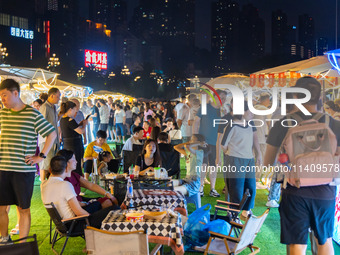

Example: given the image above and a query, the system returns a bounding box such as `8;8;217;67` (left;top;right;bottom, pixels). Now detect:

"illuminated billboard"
85;49;107;70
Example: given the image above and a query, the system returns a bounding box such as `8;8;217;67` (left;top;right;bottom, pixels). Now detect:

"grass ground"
7;143;340;254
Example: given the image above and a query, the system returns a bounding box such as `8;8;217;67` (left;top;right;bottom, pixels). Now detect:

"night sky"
87;0;338;52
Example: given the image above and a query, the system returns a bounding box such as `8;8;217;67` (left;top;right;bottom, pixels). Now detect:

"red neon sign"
85;49;107;70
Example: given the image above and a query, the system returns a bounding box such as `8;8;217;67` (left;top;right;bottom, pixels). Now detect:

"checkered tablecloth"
123;189;187;212
101;210;184;255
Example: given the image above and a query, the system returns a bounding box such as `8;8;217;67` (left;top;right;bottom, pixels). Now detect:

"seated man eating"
41;155;118;229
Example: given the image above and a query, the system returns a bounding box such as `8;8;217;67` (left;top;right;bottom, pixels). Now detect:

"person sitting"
134;139;162;176
142;121;152;139
41;155;118;230
57;149;118;214
83;130;114;180
150;126;161;141
122;126;144;152
97;151;113;178
130;114;142;135
158;132;173;152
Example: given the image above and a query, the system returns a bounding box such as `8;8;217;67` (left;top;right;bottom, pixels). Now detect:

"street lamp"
108;72;116;78
121;65;130;75
77;67;85;79
47;53;60;70
0;43;8;64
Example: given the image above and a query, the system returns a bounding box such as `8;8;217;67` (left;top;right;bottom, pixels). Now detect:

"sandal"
10;225;19;235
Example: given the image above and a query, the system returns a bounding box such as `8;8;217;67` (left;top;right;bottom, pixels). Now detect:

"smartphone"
86;114;91;120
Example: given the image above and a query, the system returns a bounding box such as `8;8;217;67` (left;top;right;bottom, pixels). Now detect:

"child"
97;151;113;178
173;134;207;196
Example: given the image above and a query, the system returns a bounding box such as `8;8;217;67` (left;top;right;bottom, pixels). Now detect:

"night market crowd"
0;77;339;255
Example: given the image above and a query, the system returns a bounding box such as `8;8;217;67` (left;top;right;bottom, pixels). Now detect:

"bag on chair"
183;203;211;250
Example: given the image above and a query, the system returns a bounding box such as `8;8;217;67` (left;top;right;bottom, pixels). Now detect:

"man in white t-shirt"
174;96;185;119
122;126;143;151
114;104;126;143
177;94;197;143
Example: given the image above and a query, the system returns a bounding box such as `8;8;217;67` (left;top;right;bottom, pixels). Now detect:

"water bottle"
126;177;134;209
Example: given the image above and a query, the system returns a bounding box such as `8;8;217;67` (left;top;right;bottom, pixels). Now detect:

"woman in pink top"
144;102;155;121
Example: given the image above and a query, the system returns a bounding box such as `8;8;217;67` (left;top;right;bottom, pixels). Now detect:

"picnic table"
101;209;185;255
121;189;187;216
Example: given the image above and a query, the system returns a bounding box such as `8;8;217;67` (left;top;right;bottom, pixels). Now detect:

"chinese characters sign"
85;49;107;70
10;27;34;39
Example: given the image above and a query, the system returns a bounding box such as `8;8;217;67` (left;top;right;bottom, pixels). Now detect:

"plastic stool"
185;192;201;209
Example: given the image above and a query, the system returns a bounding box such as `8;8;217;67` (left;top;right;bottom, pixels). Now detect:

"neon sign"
85;49;107;70
10;27;34;39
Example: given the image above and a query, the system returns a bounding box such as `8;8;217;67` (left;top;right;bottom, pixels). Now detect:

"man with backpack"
264;77;340;255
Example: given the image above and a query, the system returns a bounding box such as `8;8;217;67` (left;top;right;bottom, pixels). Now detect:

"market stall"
90;90;135;103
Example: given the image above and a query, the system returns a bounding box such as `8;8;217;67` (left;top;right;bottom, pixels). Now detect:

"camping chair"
212;189;251;236
195;208;270;255
0;234;39;255
85;226;162;255
160;149;181;178
44;203;89;255
122;144;143;173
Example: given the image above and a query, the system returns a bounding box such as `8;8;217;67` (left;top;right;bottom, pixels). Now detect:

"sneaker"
200;191;204;197
79;192;85;196
266;200;279;208
0;235;12;245
204;178;210;185
209;189;220;197
10;225;19;235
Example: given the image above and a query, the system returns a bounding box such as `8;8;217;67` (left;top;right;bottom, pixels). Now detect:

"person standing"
39;87;61;181
99;99;110;132
114;104;126;143
264;77;340;255
0;79;56;243
70;98;87;145
177;94;196;143
60;101;87;176
87;99;100;141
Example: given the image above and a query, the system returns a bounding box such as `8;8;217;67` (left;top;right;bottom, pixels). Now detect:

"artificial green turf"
7;155;340;254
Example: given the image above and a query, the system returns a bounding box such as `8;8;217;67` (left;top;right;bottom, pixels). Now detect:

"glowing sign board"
10;27;34;39
85;49;107;70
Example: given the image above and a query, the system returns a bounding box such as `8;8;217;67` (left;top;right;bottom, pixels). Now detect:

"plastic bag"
183;204;211;251
203;219;232;236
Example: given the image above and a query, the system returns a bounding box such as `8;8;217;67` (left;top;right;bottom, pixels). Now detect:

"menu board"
334;185;340;245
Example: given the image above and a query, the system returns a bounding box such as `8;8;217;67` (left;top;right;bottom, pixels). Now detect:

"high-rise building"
239;4;265;64
211;0;240;73
271;10;288;56
298;14;315;59
316;37;328;56
130;0;195;48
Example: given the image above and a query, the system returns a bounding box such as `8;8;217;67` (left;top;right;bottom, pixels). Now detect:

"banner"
278;72;286;87
249;74;256;87
258;74;265;88
268;74;275;88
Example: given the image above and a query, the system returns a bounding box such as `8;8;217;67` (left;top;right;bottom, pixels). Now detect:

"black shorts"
0;171;35;209
279;192;335;245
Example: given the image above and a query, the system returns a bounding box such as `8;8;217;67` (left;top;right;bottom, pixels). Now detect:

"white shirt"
253;104;271;144
114;109;126;123
177;104;192;137
175;103;184;115
99;104;110;124
169;129;182;140
122;136;142;151
132;106;140;114
41;177;77;219
224;125;254;159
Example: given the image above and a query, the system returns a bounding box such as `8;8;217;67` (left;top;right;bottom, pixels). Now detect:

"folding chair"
160;149;181;178
44;202;89;255
212;189;251;236
122;146;143;173
195;208;270;255
0;234;39;255
85;226;162;255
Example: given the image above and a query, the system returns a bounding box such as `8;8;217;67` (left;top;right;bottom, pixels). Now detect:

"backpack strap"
289;112;304;124
312;112;324;122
